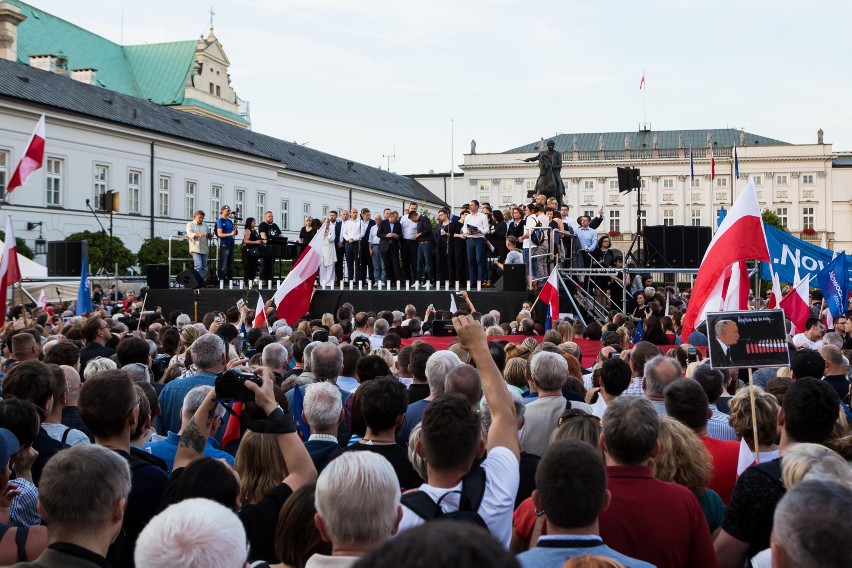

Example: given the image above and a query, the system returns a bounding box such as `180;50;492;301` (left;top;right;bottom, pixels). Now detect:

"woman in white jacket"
319;220;337;287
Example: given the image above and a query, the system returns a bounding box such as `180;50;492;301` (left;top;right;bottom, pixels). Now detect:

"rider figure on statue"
524;139;565;207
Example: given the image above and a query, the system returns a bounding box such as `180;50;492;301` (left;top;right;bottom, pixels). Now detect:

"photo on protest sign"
706;310;790;369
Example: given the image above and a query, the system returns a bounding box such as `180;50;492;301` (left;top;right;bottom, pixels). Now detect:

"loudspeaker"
431;319;457;337
47;241;88;277
175;269;205;289
643;226;667;268
665;226;685;267
146;264;169;289
617;167;641;193
691;226;713;267
496;264;526;291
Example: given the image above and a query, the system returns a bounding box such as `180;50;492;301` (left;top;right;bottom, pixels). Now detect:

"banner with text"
760;225;852;288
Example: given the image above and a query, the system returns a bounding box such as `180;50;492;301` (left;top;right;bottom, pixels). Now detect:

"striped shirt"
622;377;645;397
707;405;738;441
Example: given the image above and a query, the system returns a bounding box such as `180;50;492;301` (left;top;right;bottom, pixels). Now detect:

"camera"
214;369;262;402
488;257;499;263
687;347;698;363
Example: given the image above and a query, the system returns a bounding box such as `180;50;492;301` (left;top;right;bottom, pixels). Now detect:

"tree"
65;231;135;274
762;209;787;232
0;231;35;260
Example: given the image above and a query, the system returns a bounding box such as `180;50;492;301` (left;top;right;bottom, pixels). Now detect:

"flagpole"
450;119;455;212
642;69;647;126
136;292;148;332
747;368;761;464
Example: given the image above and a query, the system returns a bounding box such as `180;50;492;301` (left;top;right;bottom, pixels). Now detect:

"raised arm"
453;315;519;460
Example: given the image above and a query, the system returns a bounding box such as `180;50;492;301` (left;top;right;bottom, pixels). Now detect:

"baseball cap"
0;428;20;468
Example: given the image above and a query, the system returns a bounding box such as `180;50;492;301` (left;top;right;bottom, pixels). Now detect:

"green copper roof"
180;97;251;124
7;1;247;125
507;129;790;153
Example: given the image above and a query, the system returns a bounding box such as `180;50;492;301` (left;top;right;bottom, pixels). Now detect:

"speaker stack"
643;225;712;268
47;241;88;277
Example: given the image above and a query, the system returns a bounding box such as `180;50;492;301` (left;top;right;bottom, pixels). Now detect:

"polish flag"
681;180;769;342
253;293;267;329
538;268;560;324
720;260;750;312
780;271;811;334
36;290;46;309
7;115;46;193
639;73;645;90
710;145;716;182
766;270;783;309
273;220;327;324
0;216;22;326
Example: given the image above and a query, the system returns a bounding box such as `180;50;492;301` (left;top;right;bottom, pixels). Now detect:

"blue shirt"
157;371;217;435
576;226;597;251
518;538;654;568
217;217;235;244
143;431;234;472
396;399;430;446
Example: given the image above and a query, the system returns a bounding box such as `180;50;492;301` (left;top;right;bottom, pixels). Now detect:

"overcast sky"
31;0;852;174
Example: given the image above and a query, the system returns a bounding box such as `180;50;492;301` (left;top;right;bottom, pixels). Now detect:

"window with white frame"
663;209;674;226
502;180;513;191
46;157;63;206
584;180;594;189
691;210;702;226
776;175;788;185
235;188;245;219
158;175;170;216
94;164;109;202
281;198;290;230
0;150;8;200
128;170;141;214
303;202;311;218
663;179;674;189
609;210;620;233
479;181;489;192
211;184;222;216
802;174;814;184
322;205;330;218
256;192;266;221
716;177;728;187
583;210;595;220
525;180;535;191
609;180;618;189
691;178;701;188
753;175;762;185
638;210;646;230
185;180;197;217
802;207;814;230
640;179;646;188
775;207;788;228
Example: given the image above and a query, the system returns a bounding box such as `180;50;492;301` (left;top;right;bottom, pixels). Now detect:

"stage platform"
145;286;540;322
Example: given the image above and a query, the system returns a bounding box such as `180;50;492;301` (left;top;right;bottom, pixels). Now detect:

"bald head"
445;365;483;409
819;345;845;374
61;365;82;405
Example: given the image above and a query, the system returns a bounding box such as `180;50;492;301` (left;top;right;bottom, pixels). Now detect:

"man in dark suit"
710;318;740;368
377;210;403;283
330;210;344;283
358;208;376;284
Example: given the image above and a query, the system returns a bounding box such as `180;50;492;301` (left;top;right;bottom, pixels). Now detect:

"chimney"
0;2;26;62
72;68;97;85
29;54;58;72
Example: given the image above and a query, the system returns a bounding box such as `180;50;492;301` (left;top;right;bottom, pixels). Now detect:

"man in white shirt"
522;203;548;285
368;221;385;283
462;200;490;287
342;207;365;282
185;210;209;273
398;316;519;547
399;204;419;283
792;318;826;350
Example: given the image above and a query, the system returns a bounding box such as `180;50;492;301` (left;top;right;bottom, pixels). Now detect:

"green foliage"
762;209;787;232
66;231;135;274
0;231;34;260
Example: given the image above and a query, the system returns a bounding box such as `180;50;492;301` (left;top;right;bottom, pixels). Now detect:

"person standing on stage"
320;218;337;287
411;209;434;285
331;210;344;283
342;207;363;282
242;217;263;286
216;205;239;283
464;199;490;287
435;208;451;283
378;210;403;283
449;207;469;284
257;210;281;282
400;203;418;283
186;210;209;274
369;214;385;283
576;209;605;268
358;208;375;284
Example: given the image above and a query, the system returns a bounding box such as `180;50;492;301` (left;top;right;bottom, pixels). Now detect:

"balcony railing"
562;146;733;161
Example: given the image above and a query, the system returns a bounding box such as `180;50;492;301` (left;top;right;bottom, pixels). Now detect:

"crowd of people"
185;196;612;291
0;279;850;568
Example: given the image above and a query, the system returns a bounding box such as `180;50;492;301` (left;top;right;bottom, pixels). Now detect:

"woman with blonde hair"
728;386;780;473
652;417;724;534
320;313;334;328
234;430;288;506
505;342;533;361
557;320;575;343
371;348;396;375
510;410;603;554
781;442;851;487
503;357;529;392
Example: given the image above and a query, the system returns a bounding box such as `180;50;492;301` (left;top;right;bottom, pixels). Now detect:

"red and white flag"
0;216;22;326
253;293;267;329
766;270;783;309
639;72;645;90
779;268;810;334
7;115;46;193
538;267;560;322
720;260;750;312
273;220;327;324
710;145;716;182
681;180;769;342
36;290;46;309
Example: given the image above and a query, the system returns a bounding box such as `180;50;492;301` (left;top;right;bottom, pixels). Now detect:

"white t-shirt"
42;422;91;446
791;333;823;350
397;446;520;547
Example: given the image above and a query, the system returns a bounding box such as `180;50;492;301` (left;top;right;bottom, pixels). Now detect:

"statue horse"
534;154;558;200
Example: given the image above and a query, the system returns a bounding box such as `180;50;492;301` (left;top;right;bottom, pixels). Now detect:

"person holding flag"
0;215;22;326
536;267;560;330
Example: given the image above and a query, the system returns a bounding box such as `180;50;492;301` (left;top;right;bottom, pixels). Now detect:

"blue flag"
816;252;849;318
733;145;740;179
632;321;645;344
291;385;311;440
760;224;852;289
240;322;248;354
76;249;92;315
717;206;726;228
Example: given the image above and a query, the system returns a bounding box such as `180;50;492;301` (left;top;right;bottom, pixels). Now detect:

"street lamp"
27;221;46;256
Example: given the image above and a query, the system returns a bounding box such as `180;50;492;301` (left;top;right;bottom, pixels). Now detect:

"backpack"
530;217;544;246
401;466;488;528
